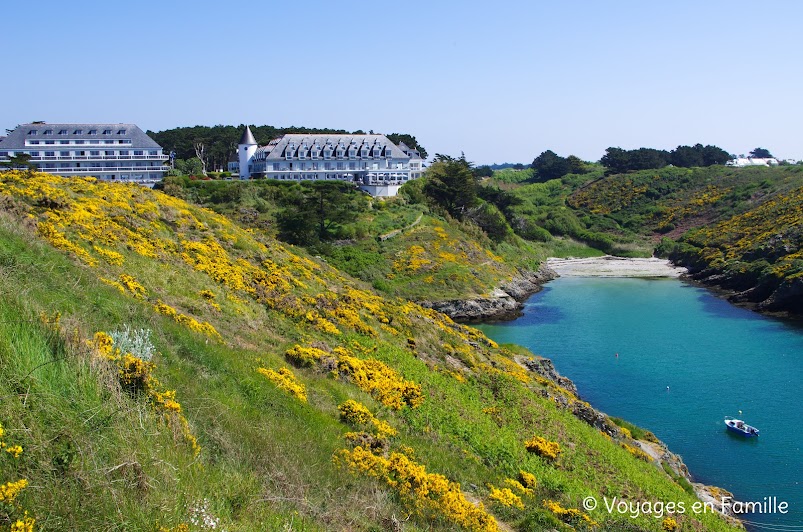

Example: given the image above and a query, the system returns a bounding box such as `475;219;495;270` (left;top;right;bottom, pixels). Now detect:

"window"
60;140;69;145
60;151;70;156
90;151;100;156
117;129;126;134
120;150;129;156
0;152;7;157
28;130;37;135
75;140;85;144
105;151;115;156
29;151;39;156
133;150;143;156
148;150;158;156
102;129;112;135
76;151;85;156
88;129;97;135
44;151;55;157
104;140;114;144
58;129;68;135
74;129;83;134
43;129;53;135
29;141;39;145
45;141;55;145
336;149;345;158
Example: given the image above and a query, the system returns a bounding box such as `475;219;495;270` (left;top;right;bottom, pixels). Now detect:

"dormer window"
323;149;332;159
348;147;357;159
285;144;294;159
43;129;53;135
58;129;68;135
117;129;126;135
28;130;37;135
73;129;83;134
360;146;369;158
102;129;112;135
88;129;97;135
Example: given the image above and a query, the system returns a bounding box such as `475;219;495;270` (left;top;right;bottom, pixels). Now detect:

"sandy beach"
546;256;687;278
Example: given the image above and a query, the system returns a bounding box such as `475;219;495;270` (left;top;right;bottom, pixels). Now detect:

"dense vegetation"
161;172;545;302
599;145;730;174
0;170;737;531
489;163;803;315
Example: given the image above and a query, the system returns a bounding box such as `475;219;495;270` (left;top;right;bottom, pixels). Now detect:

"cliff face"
419;265;558;322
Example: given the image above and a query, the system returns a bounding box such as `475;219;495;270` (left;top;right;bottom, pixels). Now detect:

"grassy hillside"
0;171;737;531
168;178;546;302
560;165;803;314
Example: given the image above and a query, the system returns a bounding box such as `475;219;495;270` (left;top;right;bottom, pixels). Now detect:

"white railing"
44;166;171;173
28;154;166;161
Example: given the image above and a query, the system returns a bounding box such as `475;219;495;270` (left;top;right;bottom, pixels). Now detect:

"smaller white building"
237;127;424;197
727;157;779;167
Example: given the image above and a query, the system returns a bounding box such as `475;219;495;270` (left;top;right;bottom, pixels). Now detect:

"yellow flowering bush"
335;446;498;531
518;470;537;490
0;421;34;530
662;516;679;530
620;442;652;462
256;367;307;403
334;350;424;410
338;400;396;438
89;330;200;457
524;436;561;461
544;499;598;527
488;485;524;510
93;245;125;266
154;301;222;341
284;345;328;367
503;478;532;496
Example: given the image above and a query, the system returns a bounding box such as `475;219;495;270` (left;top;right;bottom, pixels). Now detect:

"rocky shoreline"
418;264;558;322
683;265;803;320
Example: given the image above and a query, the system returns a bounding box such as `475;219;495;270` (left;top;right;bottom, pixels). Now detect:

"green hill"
0;170;737;531
165;177;546;304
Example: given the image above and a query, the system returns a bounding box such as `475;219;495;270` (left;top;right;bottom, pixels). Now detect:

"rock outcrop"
419;264;558;322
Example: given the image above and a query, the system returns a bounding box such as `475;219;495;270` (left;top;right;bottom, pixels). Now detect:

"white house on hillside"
727;156;779;167
236;127;424;197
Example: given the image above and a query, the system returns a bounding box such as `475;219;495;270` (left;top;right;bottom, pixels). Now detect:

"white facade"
238;130;424;197
0;123;169;183
726;157;779;167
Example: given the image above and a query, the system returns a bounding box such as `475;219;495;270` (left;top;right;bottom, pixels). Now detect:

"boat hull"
725;419;759;437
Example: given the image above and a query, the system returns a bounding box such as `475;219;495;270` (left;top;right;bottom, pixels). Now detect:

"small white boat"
725;418;759;437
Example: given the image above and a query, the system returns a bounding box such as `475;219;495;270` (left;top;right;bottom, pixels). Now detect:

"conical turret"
238;126;258;179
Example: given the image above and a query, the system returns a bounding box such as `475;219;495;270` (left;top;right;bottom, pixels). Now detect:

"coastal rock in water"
758;277;803;313
419;265;557;322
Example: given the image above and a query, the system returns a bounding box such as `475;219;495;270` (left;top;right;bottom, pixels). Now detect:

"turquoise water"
477;277;803;529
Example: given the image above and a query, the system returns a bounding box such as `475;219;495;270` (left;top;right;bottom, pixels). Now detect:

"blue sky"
2;1;801;163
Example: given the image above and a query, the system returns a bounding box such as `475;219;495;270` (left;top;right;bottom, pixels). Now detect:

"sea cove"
477;276;803;529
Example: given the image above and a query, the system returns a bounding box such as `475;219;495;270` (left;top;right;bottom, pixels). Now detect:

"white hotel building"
236;127;424;197
0;123;169;183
